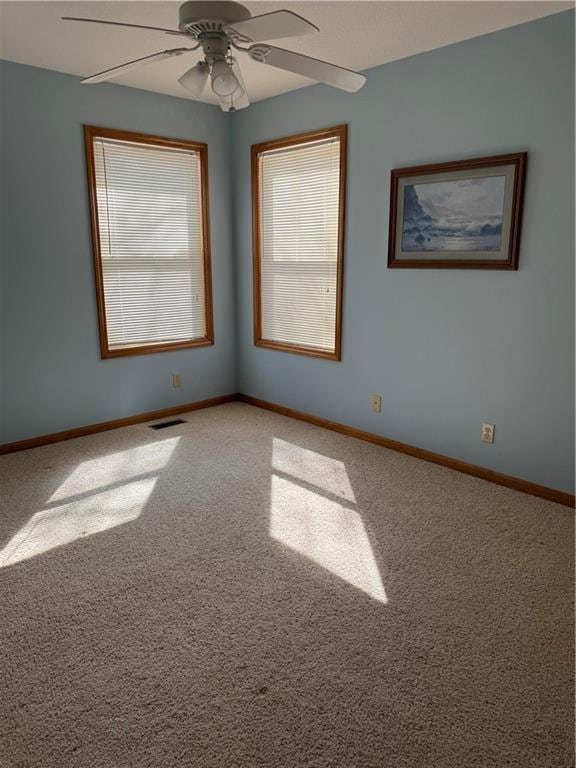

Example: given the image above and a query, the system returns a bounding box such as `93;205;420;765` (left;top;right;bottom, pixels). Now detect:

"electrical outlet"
371;394;381;413
481;423;495;443
172;373;182;389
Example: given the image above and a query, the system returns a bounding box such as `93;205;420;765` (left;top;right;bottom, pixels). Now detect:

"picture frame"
387;152;527;269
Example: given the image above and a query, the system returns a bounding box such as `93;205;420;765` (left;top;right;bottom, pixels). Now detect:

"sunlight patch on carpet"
0;478;157;567
270;474;387;603
0;438;181;568
272;437;356;502
48;437;180;503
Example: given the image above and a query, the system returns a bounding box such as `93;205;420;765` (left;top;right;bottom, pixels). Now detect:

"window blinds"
92;136;208;352
256;134;343;355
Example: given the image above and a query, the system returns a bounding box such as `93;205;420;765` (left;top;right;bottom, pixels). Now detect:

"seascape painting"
388;153;526;269
401;176;506;253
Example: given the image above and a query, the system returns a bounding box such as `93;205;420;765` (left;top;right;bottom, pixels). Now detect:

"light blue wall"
0;61;236;443
1;12;574;493
232;11;575;494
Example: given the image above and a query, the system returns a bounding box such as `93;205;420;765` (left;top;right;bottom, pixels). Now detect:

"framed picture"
388;152;527;269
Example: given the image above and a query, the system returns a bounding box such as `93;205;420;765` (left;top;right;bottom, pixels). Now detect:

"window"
84;126;213;358
251;125;347;360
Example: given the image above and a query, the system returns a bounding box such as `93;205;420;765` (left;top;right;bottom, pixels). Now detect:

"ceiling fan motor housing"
178;1;251;36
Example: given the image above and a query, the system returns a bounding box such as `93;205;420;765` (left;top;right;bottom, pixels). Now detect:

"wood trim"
3;391;572;508
251;138;262;358
254;338;343;361
335;125;347;361
237;394;575;508
251;124;347;361
387;152;527;270
0;395;236;455
199;141;215;346
83;125;215;358
252;125;348;155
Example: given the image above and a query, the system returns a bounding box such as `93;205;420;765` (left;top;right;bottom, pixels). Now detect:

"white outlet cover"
481;423;495;443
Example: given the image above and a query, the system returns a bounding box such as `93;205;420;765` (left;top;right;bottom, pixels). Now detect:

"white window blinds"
254;127;346;359
89;131;211;355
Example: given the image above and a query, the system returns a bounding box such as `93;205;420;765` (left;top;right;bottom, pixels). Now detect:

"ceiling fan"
62;1;367;112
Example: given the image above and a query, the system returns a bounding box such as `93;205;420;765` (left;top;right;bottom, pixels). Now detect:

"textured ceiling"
0;1;572;105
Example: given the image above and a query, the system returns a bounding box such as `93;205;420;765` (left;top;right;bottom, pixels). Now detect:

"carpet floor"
0;402;573;768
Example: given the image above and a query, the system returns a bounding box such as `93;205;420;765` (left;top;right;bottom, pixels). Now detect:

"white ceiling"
0;1;572;105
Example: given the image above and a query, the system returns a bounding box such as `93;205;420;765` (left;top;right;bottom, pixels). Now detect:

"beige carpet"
0;402;573;767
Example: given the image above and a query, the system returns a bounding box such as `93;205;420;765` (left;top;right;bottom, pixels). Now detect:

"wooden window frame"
84;125;214;359
251;124;347;362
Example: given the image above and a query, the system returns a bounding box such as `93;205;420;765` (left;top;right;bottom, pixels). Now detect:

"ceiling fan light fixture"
64;3;367;107
178;61;209;96
211;59;239;97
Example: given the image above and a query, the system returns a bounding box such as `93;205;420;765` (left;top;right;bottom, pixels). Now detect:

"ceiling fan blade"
82;48;192;84
62;17;186;37
249;44;366;93
227;10;318;42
